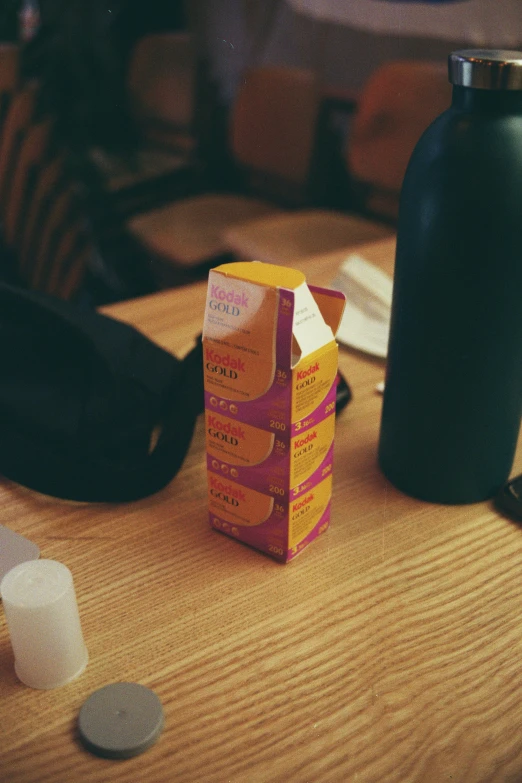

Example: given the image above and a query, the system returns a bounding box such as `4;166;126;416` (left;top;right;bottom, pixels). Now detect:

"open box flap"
291;282;334;365
308;284;346;338
291;283;346;367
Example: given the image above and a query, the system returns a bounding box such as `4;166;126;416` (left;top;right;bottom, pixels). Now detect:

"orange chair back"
348;60;452;195
231;66;321;187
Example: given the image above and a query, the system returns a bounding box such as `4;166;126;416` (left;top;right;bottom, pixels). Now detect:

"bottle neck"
452;85;522;113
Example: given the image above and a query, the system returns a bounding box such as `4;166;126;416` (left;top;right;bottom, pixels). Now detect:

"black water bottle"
378;50;522;504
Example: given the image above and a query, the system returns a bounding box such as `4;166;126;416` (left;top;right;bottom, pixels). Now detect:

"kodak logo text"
210;285;249;307
205;347;245;372
292;493;314;513
207;415;245;440
297;362;319;380
294;431;317;449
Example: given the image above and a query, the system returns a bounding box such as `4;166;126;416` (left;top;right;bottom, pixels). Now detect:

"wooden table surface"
2;236;522;783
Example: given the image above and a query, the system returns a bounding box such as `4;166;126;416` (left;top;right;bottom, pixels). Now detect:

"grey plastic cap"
78;683;164;759
449;50;522;90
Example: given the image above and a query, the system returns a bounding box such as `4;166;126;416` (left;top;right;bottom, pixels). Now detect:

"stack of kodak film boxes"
202;261;345;562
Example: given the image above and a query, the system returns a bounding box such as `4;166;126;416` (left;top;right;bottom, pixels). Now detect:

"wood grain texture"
3;237;522;783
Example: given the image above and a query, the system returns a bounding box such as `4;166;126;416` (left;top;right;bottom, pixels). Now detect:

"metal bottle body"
378;86;522;503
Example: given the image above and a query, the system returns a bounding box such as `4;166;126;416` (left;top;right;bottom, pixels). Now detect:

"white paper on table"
292;281;334;362
331;254;393;359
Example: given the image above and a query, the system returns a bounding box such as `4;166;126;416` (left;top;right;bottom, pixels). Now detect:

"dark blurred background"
0;0;520;305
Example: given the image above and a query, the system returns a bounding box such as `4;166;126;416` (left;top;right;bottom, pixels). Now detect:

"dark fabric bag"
0;282;204;502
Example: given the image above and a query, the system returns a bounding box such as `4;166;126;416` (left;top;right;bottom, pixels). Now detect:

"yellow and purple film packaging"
202;261;346;562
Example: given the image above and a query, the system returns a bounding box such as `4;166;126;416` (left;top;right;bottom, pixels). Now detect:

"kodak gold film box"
202;261;345;562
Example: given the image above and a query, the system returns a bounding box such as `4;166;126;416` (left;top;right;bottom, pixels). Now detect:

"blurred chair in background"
0;34;452;300
17;1;204;230
0;96;92;298
16;153;94;300
0;42;18;127
128;31;196;156
0;77;35;214
126;64;379;286
90;31;204;220
0;83;156;302
223;59;451;264
347;59;452;221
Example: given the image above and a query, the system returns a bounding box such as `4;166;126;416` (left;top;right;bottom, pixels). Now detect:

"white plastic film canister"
1;559;88;689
